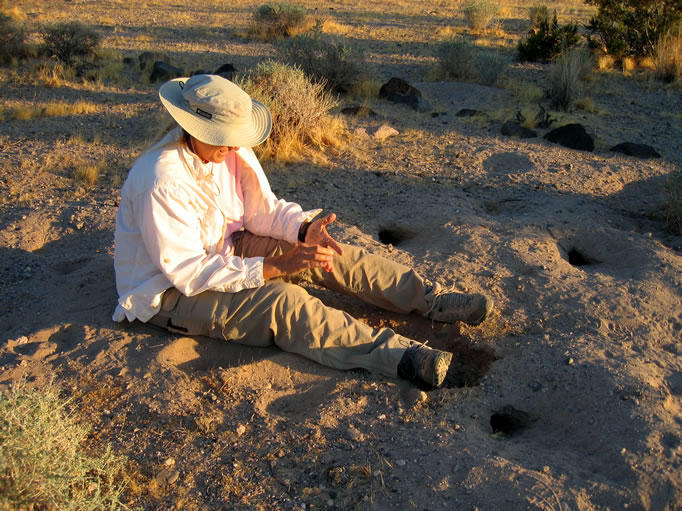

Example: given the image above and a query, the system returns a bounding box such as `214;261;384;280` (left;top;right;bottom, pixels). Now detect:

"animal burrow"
490;406;534;437
442;340;498;389
377;225;417;246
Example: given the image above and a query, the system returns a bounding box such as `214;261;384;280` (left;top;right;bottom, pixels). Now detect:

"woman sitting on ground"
113;74;493;388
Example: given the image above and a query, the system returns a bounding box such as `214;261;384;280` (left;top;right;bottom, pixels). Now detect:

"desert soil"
1;1;681;510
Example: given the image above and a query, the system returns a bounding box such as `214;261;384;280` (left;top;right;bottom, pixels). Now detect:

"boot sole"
433;351;453;387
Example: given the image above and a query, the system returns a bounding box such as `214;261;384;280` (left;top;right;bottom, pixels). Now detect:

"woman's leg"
148;282;415;377
232;231;432;316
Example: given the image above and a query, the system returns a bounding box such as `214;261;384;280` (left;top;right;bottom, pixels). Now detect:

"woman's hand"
304;213;344;257
263;244;337;279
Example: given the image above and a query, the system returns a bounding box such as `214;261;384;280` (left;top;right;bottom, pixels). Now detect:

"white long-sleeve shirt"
113;128;320;322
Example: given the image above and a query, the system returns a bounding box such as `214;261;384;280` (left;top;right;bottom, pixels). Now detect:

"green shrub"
277;28;364;92
665;169;682;235
250;2;308;40
585;0;681;58
462;0;500;32
436;37;508;86
0;13;27;63
518;11;580;62
0;380;126;510
41;21;100;65
549;48;593;111
239;60;342;161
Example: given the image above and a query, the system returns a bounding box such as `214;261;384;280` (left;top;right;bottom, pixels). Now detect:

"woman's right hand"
263;243;336;279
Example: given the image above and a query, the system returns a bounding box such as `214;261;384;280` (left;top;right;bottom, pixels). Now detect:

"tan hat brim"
159;77;272;148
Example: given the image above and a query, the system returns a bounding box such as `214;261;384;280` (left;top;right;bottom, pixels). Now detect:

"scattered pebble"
566;357;574;365
236;424;246;436
16;336;29;344
396;459;406;466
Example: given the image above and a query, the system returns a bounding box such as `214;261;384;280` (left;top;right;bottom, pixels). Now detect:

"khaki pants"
148;231;431;377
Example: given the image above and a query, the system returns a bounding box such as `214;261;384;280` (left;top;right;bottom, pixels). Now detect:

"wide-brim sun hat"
159;74;272;148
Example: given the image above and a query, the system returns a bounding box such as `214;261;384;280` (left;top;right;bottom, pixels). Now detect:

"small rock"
610;142;660;159
544;123;594;151
155;468;180;486
236;424;246;436
370;125;399;141
345;426;365;442
164;458;176;467
76;221;85;230
456;108;483;117
501;120;537;138
16;336;29;344
401;386;427;408
566;357;574;365
396;459;406;466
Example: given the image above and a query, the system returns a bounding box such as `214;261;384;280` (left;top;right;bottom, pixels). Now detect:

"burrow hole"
378;225;417;246
566;247;600;267
442;341;498;389
490;406;534;437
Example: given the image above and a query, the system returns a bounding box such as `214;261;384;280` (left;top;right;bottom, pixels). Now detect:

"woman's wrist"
298;220;311;243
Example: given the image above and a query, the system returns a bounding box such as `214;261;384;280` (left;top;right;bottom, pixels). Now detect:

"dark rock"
379;77;422;99
456;108;483;117
501;120;536;138
213;63;237;81
340;106;378;117
149;61;184;82
610;142;661;159
123;56;135;66
139;51;169;70
544;123;594;151
379;77;429;111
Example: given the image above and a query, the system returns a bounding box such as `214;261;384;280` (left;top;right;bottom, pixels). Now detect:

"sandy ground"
1;1;681;509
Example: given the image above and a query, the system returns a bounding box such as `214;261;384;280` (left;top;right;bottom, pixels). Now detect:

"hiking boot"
425;284;493;325
397;344;452;388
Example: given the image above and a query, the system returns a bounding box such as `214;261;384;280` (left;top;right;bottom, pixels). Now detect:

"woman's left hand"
305;213;344;261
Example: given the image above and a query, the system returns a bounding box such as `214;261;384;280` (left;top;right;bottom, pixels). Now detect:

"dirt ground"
1;1;681;510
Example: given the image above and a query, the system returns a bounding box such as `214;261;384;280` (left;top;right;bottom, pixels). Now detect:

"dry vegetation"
0;0;681;510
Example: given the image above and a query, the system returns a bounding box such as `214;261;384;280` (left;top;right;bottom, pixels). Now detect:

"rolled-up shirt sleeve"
140;182;265;296
236;147;322;244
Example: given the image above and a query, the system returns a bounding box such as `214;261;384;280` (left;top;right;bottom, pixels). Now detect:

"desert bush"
0;380;126;510
529;5;550;31
518;11;580;62
0;12;27;63
436;37;507;86
654;24;682;83
41;21;100;65
549;47;593;111
665;169;682;235
239;60;343;161
277;28;364;92
586;0;681;58
250;3;309;40
462;0;500;32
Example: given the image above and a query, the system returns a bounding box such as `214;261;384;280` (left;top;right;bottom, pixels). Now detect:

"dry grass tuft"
240;60;344;162
435;37;507;86
4;100;99;120
349;77;382;99
73;159;105;186
0;379;127;510
654;25;682;83
549;47;593;111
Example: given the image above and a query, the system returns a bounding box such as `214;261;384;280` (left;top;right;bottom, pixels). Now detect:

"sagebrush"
249;3;309;40
277;28;364;92
462;0;499;32
41;21;100;65
0;380;126;510
239;60;343;161
436;37;507;86
0;12;26;63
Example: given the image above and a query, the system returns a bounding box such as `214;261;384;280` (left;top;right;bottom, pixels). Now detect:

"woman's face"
190;136;237;164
